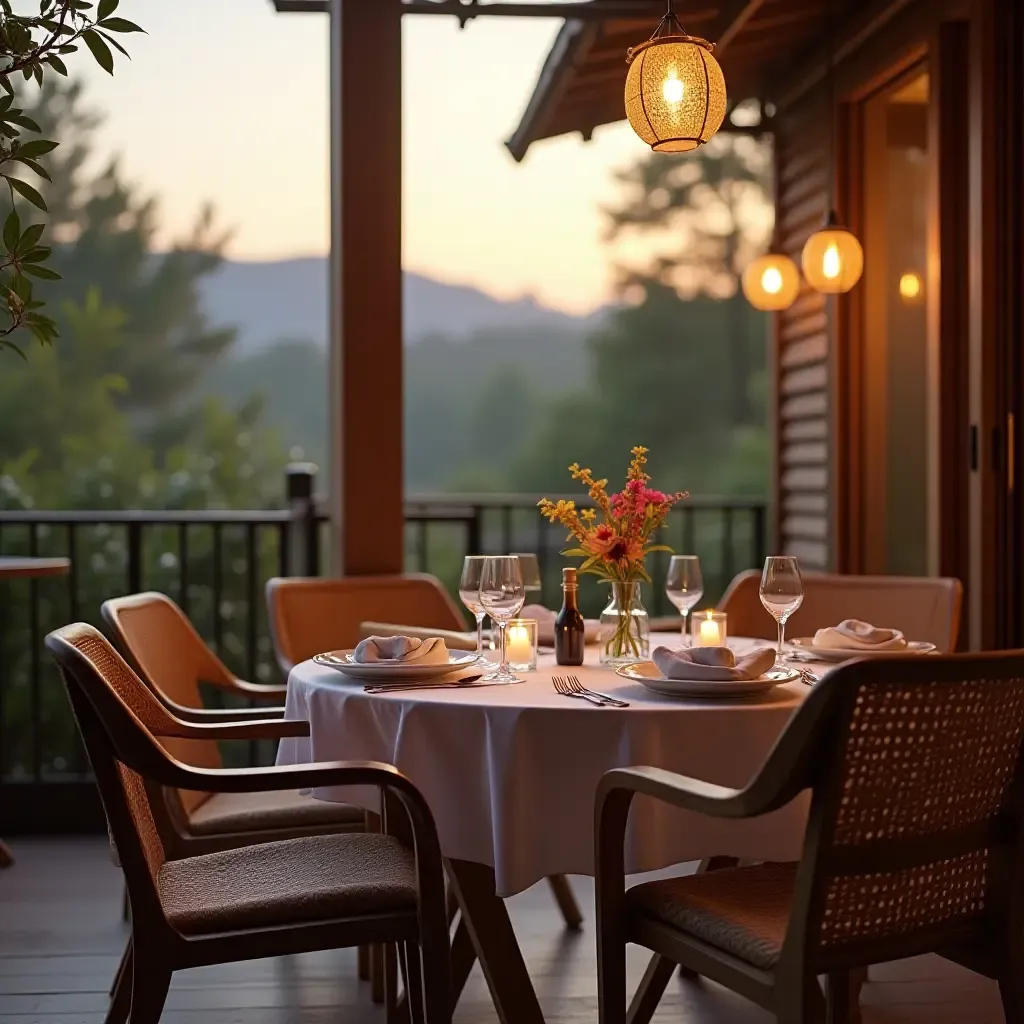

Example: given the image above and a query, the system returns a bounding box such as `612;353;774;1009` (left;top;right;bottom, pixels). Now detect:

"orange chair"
266;573;584;933
266;574;469;671
718;570;963;652
102;592;363;852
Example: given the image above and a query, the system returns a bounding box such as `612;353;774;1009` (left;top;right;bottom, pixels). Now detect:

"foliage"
0;0;143;353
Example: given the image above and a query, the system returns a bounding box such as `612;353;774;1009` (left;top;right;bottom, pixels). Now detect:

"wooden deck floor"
0;837;1007;1023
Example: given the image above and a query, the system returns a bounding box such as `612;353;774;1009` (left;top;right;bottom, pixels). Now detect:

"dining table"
277;632;832;1024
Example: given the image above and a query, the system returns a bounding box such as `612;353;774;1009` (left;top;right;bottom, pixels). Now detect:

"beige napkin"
360;622;478;652
652;644;776;682
521;604;601;645
812;619;907;651
353;635;450;664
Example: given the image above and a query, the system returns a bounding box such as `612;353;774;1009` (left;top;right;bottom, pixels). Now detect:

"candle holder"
691;610;728;648
506;618;538;672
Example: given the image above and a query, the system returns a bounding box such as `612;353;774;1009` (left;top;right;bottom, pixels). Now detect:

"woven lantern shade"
625;5;726;154
742;253;801;311
801;224;864;294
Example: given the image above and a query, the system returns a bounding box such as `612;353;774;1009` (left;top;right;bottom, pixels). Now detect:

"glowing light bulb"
761;267;783;295
899;271;922;301
662;72;684;105
822;244;841;280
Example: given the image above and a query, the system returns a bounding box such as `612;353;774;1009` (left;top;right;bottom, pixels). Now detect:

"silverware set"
364;674;484;694
552;675;629;708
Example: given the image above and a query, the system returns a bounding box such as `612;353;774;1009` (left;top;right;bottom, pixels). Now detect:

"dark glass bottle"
554;566;586;666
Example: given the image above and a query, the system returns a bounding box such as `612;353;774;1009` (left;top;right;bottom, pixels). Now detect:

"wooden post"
328;0;404;575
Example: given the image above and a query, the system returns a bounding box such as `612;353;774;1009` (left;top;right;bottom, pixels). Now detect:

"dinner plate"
790;638;936;663
615;661;800;699
312;649;481;682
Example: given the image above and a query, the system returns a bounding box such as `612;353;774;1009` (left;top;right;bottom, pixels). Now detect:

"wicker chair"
46;623;451;1024
266;573;584;932
102;592;363;853
596;652;1024;1024
718;570;964;651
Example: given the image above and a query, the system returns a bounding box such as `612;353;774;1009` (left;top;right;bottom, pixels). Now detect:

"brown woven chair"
596;652;1024;1024
102;592;363;853
46;623;451;1024
266;572;584;932
718;570;964;651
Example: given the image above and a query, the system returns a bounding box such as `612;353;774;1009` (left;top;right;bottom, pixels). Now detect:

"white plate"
615;661;800;699
790;638;936;663
312;649;481;682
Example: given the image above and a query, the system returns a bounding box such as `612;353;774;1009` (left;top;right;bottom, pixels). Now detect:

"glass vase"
599;580;650;666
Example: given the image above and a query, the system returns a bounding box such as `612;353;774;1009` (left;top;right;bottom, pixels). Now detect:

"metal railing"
0;465;766;833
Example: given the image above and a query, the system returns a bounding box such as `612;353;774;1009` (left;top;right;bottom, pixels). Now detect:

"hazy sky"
74;0;652;314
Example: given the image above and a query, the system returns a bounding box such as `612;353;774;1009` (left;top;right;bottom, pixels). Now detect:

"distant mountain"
197;257;607;352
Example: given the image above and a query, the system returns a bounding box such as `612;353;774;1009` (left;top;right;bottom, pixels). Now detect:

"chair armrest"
153;718;310;742
163;703;286;723
200;676;288;701
598;766;754;819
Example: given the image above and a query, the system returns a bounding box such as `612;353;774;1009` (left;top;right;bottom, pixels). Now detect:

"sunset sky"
75;0;654;315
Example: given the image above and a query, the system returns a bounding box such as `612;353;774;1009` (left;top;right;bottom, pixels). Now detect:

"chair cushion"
626;862;797;971
159;832;417;935
187;788;364;836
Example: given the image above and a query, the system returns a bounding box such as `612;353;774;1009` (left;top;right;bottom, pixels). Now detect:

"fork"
553;675;610;707
566;674;630;708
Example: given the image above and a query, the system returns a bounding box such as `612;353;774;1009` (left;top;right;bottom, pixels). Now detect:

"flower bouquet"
539;447;686;664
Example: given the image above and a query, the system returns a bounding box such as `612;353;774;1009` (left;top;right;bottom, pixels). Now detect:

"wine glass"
759;556;804;669
511;552;542;604
665;555;704;644
459;555;489;658
478;555;526;683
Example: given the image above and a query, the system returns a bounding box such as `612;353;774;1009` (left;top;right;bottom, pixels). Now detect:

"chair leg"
127;947;171;1024
626;954;676;1024
1000;973;1024;1024
777;974;826;1024
825;972;851;1024
357;943;369;981
384;943;401;1024
121;881;130;923
371;942;385;1003
546;874;583;931
105;941;133;1024
402;941;426;1024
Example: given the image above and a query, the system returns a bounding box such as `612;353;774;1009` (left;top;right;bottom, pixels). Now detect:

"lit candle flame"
761;267;783;295
822;244;841;280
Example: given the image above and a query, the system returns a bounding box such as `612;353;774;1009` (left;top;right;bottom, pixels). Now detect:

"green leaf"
19;223;45;249
7;113;40;133
21;245;52;263
96;0;118;18
3;208;20;251
98;16;143;32
82;30;114;73
0;337;29;361
23;263;60;280
18;159;52;182
46;54;68;75
15;139;58;159
4;175;47;211
97;30;130;58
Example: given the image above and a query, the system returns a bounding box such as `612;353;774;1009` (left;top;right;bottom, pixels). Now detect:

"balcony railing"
0;466;767;833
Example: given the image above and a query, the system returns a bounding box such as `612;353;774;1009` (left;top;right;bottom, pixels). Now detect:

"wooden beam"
328;0;405;575
709;0;768;54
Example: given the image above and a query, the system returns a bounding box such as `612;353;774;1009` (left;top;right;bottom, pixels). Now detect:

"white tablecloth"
277;634;813;896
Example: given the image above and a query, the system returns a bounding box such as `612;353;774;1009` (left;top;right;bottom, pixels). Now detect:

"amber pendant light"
624;0;727;153
742;249;801;311
801;0;863;294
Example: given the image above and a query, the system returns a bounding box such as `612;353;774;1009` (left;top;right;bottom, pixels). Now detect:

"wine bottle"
554;566;585;666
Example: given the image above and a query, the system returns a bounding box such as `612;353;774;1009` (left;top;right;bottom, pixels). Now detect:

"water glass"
478;556;526;683
458;555;488;658
511;552;542;602
664;555;704;644
759;556;804;668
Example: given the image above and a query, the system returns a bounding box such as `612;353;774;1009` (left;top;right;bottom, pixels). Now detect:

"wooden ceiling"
506;0;846;161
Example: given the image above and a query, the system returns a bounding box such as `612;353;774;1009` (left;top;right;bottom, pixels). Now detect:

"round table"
278;633;820;1024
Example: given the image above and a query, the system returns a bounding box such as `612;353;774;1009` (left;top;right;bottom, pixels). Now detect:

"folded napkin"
652;644;776;682
360;622;478;652
353;635;450;664
812;619;907;651
521;604;601;645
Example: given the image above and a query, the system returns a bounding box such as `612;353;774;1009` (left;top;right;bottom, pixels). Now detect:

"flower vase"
599;581;650;666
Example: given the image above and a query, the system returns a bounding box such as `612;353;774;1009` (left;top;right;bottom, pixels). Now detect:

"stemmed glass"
478;555;526;683
759;556;804;669
665;555;704;644
511;552;542;604
459;555;489;659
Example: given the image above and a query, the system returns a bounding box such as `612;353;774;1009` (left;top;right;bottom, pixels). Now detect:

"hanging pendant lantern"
742;252;801;311
625;0;727;153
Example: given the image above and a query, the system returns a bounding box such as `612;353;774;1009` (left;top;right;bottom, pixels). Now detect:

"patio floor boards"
0;837;1006;1023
